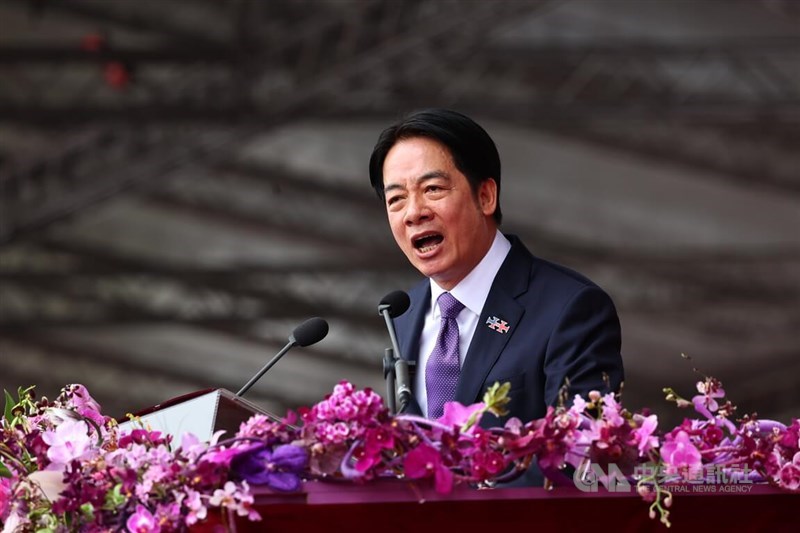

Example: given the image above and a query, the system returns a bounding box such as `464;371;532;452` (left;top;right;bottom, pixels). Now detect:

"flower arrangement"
1;363;798;531
0;385;257;532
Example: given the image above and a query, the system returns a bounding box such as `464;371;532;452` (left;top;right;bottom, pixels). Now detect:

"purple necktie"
426;292;465;419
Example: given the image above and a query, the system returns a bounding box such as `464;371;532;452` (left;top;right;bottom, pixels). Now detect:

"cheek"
388;216;406;243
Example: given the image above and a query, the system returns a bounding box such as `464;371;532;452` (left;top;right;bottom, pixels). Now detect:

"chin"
409;262;438;280
412;263;436;278
421;266;457;286
407;253;454;282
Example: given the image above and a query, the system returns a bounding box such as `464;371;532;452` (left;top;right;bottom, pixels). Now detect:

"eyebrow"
384;171;450;194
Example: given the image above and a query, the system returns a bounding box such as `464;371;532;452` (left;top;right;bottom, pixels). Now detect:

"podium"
118;392;799;532
118;389;278;442
196;482;799;532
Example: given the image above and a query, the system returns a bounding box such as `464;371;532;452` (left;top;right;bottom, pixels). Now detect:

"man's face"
382;137;498;290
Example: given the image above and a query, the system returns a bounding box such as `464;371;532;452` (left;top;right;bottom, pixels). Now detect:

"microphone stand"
382;348;416;414
379;305;415;414
395;356;414;413
382;348;397;414
235;340;295;398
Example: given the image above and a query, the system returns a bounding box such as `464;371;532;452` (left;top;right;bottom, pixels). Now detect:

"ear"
477;178;498;217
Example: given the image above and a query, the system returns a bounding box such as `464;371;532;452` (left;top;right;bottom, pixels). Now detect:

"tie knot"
437;292;464;319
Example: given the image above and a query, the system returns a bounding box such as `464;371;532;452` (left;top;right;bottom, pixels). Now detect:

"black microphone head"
379;290;410;318
290;317;329;347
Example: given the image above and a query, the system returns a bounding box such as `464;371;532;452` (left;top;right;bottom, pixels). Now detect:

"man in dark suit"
368;108;623;428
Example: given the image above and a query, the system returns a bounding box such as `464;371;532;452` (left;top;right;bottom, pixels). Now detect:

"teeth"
413;234;442;253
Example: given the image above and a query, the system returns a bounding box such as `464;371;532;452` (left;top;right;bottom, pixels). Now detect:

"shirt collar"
429;230;511;318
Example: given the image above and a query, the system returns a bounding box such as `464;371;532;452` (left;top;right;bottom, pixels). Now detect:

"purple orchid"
230;444;308;492
6;377;800;531
691;377;726;420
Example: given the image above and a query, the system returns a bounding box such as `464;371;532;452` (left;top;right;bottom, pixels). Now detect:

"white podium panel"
118;389;279;442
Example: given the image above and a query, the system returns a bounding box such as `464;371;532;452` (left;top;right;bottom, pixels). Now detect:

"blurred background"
1;0;798;428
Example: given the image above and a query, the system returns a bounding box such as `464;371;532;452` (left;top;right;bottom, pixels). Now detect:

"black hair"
368;108;502;224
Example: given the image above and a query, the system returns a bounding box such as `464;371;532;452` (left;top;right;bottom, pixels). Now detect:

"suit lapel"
396;281;430;364
395;281;429;416
455;236;532;405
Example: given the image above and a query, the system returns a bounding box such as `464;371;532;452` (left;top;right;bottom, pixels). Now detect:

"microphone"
236;317;329;397
378;291;412;412
289;316;330;347
379;290;410;348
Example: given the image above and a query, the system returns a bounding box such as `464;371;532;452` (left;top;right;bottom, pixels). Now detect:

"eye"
386;194;404;208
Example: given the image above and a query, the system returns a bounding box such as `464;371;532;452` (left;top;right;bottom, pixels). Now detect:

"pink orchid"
66;384;106;427
1;476;15;521
178;432;207;461
238;414;277;439
778;419;800;450
364;425;395;455
183;489;208;526
634;415;659;457
661;430;702;480
352;445;381;473
569;394;588;416
153;502;181;528
602;393;625;427
207;480;258;519
209;481;239;507
470;450;506;479
348;426;394;473
403;444;453;493
117;428;170;449
126;504;158;533
41;419;96;470
203;441;261;466
777;451;800;491
437;401;485;432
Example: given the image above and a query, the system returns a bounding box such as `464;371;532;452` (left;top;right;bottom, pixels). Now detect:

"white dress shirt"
415;230;511;417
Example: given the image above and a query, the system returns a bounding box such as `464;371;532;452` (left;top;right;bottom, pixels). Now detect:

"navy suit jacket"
394;234;623;427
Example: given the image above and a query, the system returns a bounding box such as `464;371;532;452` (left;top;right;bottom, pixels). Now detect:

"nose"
403;192;431;226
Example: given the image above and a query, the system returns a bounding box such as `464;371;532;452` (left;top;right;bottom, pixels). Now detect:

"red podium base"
199;481;798;533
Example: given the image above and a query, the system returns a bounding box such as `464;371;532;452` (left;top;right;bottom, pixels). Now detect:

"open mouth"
413;233;443;253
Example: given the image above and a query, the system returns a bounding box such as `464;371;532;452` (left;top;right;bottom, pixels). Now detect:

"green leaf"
80;502;95;522
3;389;14;422
103;483;126;510
0;460;12;478
482;381;512;417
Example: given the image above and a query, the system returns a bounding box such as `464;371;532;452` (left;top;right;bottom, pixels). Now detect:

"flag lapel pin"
485;316;510;334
